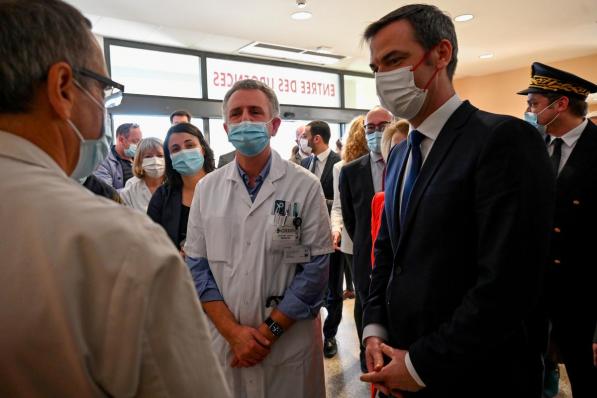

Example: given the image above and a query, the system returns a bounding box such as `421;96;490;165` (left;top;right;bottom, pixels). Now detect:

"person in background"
290;125;311;164
331;115;367;302
93;122;142;189
339;108;393;373
184;79;332;397
120;137;165;212
380;119;409;162
518;62;597;398
217;149;236;168
301;120;343;359
0;1;230;396
335;138;343;154
360;5;554;397
170;109;191;125
147;122;215;249
82;174;123;204
587;110;597;124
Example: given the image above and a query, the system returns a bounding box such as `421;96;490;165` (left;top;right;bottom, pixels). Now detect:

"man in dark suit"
339;106;393;372
518;62;597;398
359;5;555;397
301;120;342;358
217;150;235;168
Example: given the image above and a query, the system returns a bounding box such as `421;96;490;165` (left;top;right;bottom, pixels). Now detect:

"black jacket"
301;150;341;212
339;154;375;295
365;101;555;397
147;184;183;248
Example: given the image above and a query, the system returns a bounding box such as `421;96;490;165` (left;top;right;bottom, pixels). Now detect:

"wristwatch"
265;316;284;337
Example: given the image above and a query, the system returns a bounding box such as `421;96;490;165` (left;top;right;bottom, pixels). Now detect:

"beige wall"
454;53;597;117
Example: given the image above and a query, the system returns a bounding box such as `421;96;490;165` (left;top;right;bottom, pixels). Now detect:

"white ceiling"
67;0;597;78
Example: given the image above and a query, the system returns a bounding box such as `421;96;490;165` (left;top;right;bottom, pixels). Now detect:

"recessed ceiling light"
479;52;494;59
454;14;474;22
291;11;312;20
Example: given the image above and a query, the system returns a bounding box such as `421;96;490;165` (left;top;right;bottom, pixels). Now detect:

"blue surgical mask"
227;121;271;157
124;143;137;158
171;148;204;176
366;131;383;153
68;81;112;181
523;98;561;135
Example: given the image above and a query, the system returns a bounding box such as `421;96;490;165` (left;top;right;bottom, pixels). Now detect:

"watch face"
270;323;284;337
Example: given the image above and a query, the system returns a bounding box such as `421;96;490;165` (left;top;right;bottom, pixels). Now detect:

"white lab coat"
0;131;230;398
120;176;153;212
331;160;353;254
185;150;333;398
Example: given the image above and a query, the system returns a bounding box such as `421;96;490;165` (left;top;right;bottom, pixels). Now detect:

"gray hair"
222;79;280;121
116;123;140;138
0;0;96;113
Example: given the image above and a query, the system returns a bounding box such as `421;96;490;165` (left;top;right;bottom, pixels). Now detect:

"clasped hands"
360;337;423;397
228;323;275;368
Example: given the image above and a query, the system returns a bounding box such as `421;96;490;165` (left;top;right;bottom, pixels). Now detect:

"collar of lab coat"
225;148;286;213
0;130;67;178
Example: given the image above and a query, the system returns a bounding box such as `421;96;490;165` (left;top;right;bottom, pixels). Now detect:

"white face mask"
142;156;165;178
299;138;312;155
375;65;429;120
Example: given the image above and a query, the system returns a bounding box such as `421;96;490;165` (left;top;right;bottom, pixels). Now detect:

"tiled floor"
323;297;573;397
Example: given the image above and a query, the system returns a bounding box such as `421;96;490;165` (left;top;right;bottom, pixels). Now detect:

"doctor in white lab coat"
185;79;333;398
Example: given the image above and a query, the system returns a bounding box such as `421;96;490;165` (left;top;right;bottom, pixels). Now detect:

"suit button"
553;259;561;265
553;227;561;233
572;200;580;206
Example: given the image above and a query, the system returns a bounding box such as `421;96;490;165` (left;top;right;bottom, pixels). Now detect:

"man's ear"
46;62;77;121
269;117;282;137
223;122;229;135
556;96;570;112
434;39;453;71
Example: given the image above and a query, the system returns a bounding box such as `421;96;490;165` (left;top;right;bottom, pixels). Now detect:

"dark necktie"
310;155;318;173
400;130;424;226
550;138;563;174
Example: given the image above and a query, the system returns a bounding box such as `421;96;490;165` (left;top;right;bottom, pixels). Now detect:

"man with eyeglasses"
338;106;393;372
0;1;229;397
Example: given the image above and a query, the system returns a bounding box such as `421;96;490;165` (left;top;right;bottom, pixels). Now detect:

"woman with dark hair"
147;123;215;249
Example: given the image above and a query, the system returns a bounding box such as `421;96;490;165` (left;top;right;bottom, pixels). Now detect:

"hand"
332;231;341;250
228;325;271;368
364;336;385;373
593;343;597;367
360;344;422;395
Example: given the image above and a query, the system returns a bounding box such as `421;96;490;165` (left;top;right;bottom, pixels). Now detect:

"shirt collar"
370;150;384;163
0;130;66;177
549;119;587;148
315;147;332;163
236;154;272;187
409;94;462;141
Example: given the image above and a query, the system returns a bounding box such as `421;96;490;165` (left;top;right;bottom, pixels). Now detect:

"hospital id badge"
273;224;300;247
283;246;311;263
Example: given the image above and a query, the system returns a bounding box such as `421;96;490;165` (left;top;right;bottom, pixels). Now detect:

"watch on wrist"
265;316;284;337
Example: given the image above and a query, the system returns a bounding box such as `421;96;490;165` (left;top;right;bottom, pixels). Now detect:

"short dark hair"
116;123;140;138
307;120;331;144
542;92;588;118
163;122;215;189
0;0;95;113
363;4;458;80
169;110;192;123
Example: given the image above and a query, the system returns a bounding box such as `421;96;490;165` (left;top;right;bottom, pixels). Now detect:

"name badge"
273;224;300;246
283;246;311;263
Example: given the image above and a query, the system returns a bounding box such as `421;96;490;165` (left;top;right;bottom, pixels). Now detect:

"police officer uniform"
518;62;597;398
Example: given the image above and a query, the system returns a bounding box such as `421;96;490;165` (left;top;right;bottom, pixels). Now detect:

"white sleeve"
330;162;343;233
183;179;207;258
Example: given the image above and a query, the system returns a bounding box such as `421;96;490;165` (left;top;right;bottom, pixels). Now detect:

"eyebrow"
380;50;409;64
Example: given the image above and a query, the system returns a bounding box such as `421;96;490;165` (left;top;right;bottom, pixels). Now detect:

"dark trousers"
348;252;368;369
552;316;597;398
343;253;354;291
323;249;343;339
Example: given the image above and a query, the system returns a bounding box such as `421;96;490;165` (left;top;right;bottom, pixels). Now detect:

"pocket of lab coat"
205;216;234;263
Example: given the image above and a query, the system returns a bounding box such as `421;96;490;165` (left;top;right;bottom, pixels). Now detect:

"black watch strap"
265;316;284;337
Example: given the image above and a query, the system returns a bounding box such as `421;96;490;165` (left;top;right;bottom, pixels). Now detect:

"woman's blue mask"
170;148;204;176
227;121;271;157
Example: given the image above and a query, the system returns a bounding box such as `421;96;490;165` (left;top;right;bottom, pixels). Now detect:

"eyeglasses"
364;121;391;134
73;67;124;108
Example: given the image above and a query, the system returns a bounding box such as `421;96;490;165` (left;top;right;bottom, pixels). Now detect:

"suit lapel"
556;121;597;193
361;154;375;199
320;152;337;184
399;101;476;238
386;142;409;248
